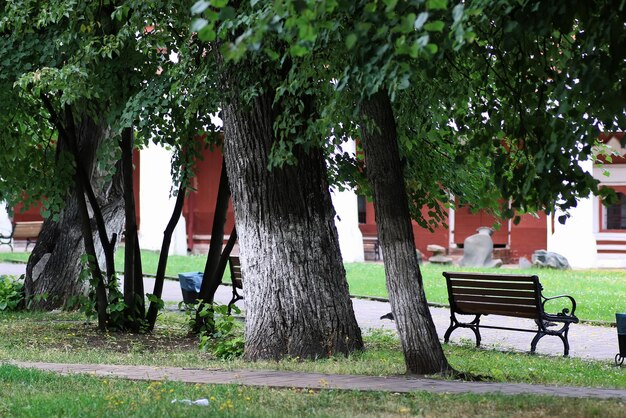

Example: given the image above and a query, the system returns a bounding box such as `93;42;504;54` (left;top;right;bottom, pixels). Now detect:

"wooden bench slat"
0;221;43;251
448;279;537;291
228;256;244;314
452;294;538;306
444;272;538;282
443;271;577;356
451;287;536;298
455;301;540;318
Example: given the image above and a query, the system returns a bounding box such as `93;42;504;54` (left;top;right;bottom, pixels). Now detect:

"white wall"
139;144;187;255
591;148;626;268
330;139;364;262
548;159;598;268
0;202;12;252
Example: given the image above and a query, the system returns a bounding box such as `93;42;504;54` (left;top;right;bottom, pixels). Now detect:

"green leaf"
426;0;448;10
290;44;309;57
425;43;438;54
219;6;236;20
383;0;398;11
399;13;416;33
198;25;217;42
424;21;445;32
345;33;358;49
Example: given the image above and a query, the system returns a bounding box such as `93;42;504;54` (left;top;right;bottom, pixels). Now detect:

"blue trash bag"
178;272;203;304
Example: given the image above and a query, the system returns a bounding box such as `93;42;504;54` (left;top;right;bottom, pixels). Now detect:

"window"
604;192;626;230
357;195;367;224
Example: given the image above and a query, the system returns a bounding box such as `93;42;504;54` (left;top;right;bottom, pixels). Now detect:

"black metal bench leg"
444;315;457;343
530;331;545;354
559;325;570;357
227;295;239;315
472;325;481;347
227;292;242;316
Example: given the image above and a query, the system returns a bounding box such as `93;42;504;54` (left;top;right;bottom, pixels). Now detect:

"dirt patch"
33;321;201;353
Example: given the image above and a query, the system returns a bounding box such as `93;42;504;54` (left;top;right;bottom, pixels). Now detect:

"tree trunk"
24;116;125;310
222;91;363;360
359;89;450;375
146;184;186;330
199;158;230;302
120;126;144;329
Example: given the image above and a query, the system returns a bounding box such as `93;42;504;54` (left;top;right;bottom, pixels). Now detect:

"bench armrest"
542;294;577;317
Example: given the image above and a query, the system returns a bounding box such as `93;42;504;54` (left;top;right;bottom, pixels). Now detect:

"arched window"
604;192;626;230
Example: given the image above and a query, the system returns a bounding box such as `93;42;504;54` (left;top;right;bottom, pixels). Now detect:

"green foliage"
146;293;165;311
0;275;24;311
191;0;626;227
78;254;129;330
191;302;245;360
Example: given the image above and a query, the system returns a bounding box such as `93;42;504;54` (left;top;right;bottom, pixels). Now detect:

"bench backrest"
229;256;243;289
443;272;542;319
13;221;43;239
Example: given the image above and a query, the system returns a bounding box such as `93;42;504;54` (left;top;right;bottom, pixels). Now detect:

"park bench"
442;271;579;356
363;236;380;261
0;221;43;251
227;256;244;315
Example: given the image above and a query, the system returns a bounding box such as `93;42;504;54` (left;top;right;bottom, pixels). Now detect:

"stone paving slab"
7;361;626;400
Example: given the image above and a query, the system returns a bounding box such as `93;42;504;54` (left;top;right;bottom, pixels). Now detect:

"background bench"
227;256;243;315
0;221;43;251
442;271;578;356
363;236;380;261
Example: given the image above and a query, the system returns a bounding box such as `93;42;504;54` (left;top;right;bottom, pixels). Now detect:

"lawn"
1;305;625;417
0;310;625;390
2;250;624;322
2;365;624;418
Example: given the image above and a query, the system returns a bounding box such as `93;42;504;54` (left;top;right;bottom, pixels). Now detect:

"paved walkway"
2;262;625;399
1;262;618;362
5;361;626;400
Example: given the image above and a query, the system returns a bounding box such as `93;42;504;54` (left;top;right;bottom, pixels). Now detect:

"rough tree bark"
24;116;125;310
359;89;450;375
222;91;363;360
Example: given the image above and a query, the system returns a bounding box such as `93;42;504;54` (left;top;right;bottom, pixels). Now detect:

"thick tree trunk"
24;117;125;310
222;92;363;360
359;90;450;375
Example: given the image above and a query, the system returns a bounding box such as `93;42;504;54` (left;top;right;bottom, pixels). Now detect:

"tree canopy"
192;0;626;223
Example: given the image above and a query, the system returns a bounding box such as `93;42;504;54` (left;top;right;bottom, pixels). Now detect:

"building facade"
3;135;625;268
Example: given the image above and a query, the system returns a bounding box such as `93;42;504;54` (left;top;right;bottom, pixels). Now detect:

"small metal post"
615;313;626;366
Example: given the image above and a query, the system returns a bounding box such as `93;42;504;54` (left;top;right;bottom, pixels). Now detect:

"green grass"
345;263;626;323
1;310;625;390
2;251;625;322
2;365;624;418
0;252;30;263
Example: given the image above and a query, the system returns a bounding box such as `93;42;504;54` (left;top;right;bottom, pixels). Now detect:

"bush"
190;302;245;360
0;275;24;311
